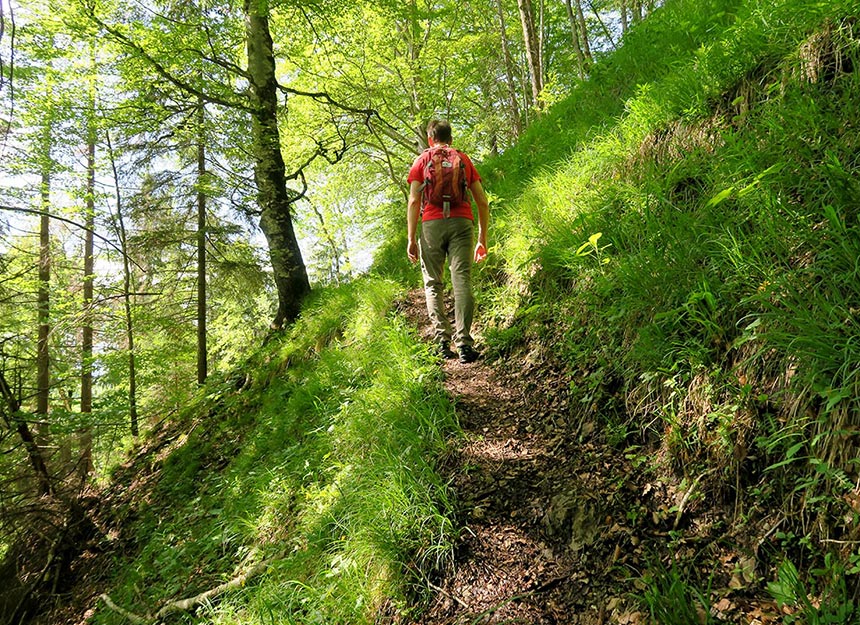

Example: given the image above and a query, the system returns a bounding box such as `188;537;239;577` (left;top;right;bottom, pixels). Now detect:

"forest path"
400;290;644;625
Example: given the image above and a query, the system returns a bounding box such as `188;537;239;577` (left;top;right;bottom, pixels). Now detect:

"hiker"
406;119;490;364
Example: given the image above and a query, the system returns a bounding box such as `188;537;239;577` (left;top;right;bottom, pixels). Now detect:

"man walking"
407;120;490;363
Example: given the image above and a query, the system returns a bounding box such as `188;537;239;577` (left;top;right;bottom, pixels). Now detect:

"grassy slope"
477;0;860;614
90;279;459;624
86;0;860;621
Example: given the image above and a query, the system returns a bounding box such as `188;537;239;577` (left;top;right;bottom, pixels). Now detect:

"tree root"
99;560;269;623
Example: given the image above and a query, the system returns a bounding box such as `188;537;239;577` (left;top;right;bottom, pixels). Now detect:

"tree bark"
196;96;207;383
79;75;96;481
244;0;310;329
36;127;52;487
495;0;522;135
537;0;545;92
564;0;587;79
516;0;543;109
106;132;139;437
574;0;592;64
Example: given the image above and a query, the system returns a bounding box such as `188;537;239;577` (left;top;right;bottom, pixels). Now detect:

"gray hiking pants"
419;217;475;348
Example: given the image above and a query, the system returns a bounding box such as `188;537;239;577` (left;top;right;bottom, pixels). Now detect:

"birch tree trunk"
575;0;593;63
244;0;310;329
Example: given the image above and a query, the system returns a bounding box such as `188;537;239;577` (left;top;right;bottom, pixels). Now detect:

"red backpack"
422;146;467;216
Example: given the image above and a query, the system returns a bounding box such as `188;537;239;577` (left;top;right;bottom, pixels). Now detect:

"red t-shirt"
407;147;481;221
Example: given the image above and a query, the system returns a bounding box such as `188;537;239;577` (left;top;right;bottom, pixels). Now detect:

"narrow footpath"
401;290;648;625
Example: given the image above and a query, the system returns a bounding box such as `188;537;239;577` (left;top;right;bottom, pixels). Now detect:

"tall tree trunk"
621;0;629;33
244;0;311;329
495;0;522;135
516;0;543;109
106;132;139;437
36;127;52;496
564;0;587;79
406;0;423;121
196;96;207;384
79;67;96;481
575;0;593;63
537;0;545;92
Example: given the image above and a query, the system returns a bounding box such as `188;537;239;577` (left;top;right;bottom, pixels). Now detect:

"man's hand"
474;242;487;263
407;240;419;264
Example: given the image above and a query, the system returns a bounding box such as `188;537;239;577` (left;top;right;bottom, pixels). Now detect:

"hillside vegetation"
25;0;860;622
477;0;860;617
36;281;459;624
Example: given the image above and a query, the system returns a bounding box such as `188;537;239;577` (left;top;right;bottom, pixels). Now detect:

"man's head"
427;119;452;145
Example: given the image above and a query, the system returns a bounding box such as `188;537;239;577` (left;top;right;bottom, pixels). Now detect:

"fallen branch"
154;560;269;619
98;594;147;624
99;560;270;623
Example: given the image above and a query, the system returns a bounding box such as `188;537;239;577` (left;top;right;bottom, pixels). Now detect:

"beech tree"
243;0;310;328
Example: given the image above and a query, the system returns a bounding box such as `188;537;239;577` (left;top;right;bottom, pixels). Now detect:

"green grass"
94;278;459;624
90;0;860;619
472;0;860;606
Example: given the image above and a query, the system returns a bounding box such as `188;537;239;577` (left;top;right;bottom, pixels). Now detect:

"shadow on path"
401;290;639;625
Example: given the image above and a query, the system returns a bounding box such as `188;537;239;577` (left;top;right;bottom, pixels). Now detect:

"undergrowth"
477;0;860;613
93;278;459;624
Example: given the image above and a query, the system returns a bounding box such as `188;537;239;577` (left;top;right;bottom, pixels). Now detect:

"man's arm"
470;180;490;261
407;181;422;263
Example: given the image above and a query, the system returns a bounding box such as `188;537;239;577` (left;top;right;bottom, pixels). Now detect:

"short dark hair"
427;119;452;143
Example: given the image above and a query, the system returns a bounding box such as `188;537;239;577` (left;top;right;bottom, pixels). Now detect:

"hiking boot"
437;341;457;360
458;344;480;364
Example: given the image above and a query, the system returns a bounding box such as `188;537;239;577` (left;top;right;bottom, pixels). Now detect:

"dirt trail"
402;290;644;625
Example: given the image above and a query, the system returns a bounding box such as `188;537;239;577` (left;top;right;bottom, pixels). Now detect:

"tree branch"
0;205;144;273
587;0;617;50
83;6;250;112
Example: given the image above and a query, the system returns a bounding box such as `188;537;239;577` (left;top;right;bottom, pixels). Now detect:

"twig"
428;581;471;610
0;204;143;272
756;517;784;551
673;471;711;530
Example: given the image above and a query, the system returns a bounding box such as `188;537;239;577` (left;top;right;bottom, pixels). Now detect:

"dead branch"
98;594;146;624
99;560;270;623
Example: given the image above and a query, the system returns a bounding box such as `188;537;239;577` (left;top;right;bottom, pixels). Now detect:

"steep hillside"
15;0;860;623
475;0;860;619
27;280;460;625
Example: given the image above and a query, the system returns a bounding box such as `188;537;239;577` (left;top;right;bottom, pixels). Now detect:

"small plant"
636;558;714;625
574;232;611;266
767;556;860;624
